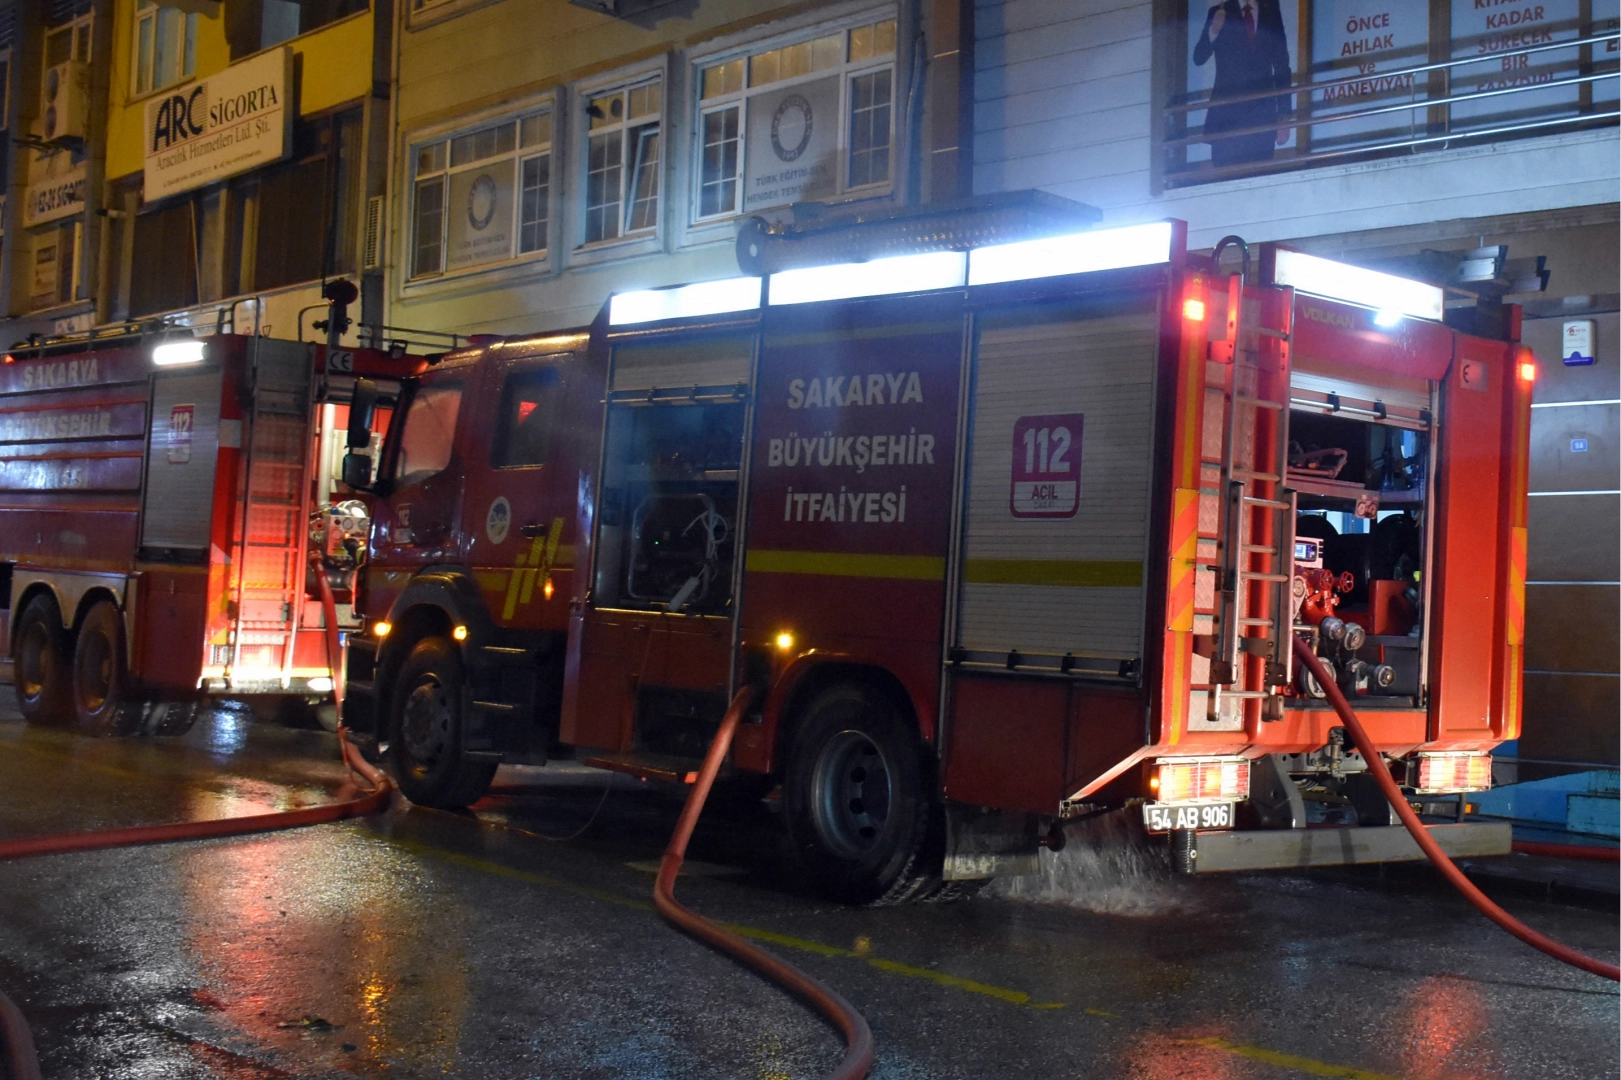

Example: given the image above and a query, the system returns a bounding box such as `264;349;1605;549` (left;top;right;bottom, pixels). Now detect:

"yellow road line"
1186;1038;1405;1080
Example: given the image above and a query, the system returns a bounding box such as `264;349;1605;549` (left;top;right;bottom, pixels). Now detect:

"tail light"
1151;758;1251;804
1414;752;1492;794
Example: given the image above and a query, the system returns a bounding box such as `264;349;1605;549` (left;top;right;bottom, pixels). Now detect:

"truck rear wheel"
14;594;71;726
387;637;497;809
783;684;941;906
73;601;130;734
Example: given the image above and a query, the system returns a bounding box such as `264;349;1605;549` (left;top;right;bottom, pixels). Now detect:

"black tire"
13;594;72;725
783;684;941;906
73;601;131;734
387;637;497;809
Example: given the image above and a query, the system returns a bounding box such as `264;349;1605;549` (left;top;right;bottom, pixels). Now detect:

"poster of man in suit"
1188;0;1296;168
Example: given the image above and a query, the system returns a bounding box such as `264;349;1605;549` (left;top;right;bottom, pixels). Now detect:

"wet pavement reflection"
1;698;1616;1079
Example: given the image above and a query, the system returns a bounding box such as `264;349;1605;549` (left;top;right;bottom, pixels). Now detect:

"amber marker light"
373;620;391;638
1182;297;1206;322
453;625;469;641
1518;360;1537;383
775;631;795;651
543;576;555;601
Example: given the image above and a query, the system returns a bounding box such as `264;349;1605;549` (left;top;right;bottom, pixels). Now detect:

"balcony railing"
1163;30;1619;187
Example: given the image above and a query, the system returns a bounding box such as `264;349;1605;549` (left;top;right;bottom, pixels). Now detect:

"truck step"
581;752;701;785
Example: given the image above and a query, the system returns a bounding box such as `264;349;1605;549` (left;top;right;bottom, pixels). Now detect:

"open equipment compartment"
1286;386;1435;705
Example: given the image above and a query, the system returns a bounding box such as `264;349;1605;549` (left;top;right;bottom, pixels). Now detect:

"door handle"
519;523;549;538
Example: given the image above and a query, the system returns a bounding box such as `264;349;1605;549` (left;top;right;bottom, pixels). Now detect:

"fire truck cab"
343;212;1526;903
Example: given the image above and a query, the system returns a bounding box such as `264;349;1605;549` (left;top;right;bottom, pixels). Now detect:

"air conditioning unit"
41;60;89;145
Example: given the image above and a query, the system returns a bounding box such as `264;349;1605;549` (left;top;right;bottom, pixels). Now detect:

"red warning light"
1183;298;1206;322
1517;361;1537;383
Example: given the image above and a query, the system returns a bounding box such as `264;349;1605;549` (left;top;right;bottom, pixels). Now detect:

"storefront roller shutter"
955;305;1160;669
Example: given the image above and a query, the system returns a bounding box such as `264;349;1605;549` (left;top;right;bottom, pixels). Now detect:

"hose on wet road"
1511;840;1620;862
0;575;392;1076
1292;636;1619;982
654;686;875;1080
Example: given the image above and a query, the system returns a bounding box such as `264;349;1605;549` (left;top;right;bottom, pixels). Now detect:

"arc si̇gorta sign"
143;48;291;201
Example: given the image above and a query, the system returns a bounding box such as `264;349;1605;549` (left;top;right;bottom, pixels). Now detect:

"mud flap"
942;804;1043;880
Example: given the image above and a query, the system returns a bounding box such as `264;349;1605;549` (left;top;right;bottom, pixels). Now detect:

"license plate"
1143;802;1235;832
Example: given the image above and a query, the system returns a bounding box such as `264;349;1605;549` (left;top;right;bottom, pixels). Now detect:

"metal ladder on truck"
1206;242;1296;728
228;338;317;690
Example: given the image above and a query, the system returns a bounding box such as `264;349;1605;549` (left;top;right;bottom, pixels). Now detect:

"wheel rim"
400;677;453;775
77;629;113;713
17;621;51;699
810;729;893;859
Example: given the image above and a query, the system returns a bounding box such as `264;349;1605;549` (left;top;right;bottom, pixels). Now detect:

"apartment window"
134;1;197;95
410;110;552;280
44;15;92;68
695;17;896;222
224;0;369;59
583;77;661;245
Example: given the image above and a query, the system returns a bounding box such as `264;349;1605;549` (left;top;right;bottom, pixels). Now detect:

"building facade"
0;0;396;345
384;0;976;336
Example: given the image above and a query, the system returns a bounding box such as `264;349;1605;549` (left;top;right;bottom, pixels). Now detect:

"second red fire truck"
1;300;425;733
338;210;1527;903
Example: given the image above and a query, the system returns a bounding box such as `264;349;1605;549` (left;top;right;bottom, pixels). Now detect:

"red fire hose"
1511;840;1620;863
1292;636;1619;982
0;572;392;1075
654;686;875;1080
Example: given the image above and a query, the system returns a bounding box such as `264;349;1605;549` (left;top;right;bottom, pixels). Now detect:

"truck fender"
373;566;496;723
760;655;935;778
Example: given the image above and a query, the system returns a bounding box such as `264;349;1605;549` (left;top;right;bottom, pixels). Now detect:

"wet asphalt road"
0;699;1616;1080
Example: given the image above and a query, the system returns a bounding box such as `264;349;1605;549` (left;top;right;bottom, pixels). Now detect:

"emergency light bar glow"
1272;248;1444;322
609;276;762;325
151;339;206;366
967;221;1176;287
767;250;967;306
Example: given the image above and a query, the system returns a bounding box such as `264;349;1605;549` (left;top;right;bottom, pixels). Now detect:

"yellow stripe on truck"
963;559;1144;588
746;550;946;580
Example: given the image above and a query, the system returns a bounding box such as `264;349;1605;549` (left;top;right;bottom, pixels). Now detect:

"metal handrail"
1165;30;1619;116
1163;70;1618;148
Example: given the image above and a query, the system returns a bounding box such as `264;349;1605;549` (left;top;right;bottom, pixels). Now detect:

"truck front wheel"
783;684;941;905
14;594;71;726
387;637;497;809
73;601;130;734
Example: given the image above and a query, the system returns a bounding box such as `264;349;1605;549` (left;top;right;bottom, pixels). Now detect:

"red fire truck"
2;310;424;734
340;213;1527;902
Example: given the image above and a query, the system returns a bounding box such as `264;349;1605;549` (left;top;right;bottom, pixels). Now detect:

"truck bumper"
1172;821;1512;873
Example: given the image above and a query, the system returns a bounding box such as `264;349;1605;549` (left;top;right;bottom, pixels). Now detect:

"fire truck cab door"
461;353;573;631
560;332;753;755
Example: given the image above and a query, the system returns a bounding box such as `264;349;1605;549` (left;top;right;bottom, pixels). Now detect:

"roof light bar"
768;250;967;306
1272;249;1444;322
609;276;762;325
151;339;207;366
968;221;1176;287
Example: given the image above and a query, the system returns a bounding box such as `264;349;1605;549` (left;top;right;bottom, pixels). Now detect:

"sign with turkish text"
1309;1;1430;149
446;159;515;271
1011;414;1083;518
743;75;839;211
22;160;88;228
143;48;291;201
1449;0;1587;127
167;405;195;464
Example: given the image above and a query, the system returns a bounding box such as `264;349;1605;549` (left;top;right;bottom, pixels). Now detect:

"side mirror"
348;378;380;449
341;451;373;490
